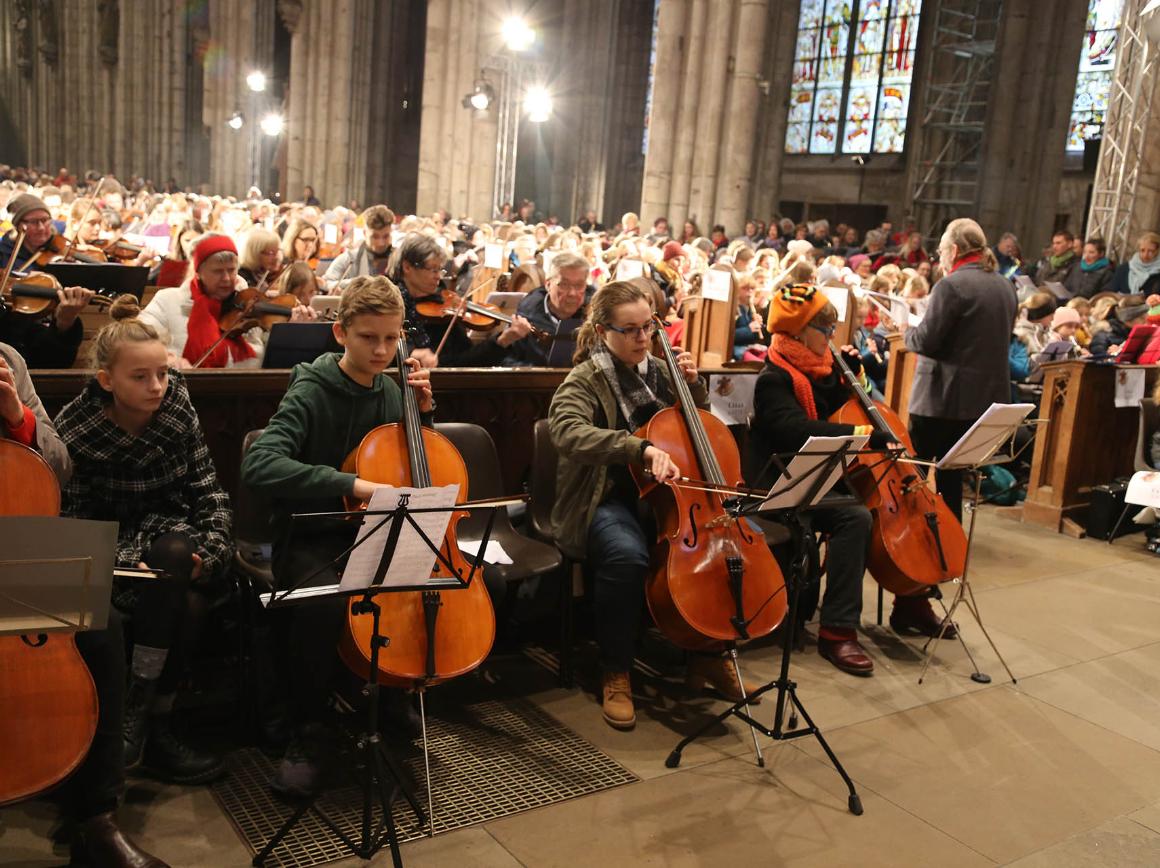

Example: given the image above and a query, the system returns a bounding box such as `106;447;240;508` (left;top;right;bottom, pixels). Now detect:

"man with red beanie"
140;232;263;368
748;285;956;676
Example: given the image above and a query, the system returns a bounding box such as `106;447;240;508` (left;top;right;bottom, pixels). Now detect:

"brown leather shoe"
601;671;636;730
818;637;874;676
77;812;169;868
686;655;762;704
891;595;958;640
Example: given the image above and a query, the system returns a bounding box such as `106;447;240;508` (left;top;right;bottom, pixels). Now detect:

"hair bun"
109;293;142;321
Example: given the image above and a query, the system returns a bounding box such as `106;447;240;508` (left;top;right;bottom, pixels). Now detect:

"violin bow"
432;287;469;360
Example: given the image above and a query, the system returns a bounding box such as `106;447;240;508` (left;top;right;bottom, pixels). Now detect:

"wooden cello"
630;318;787;650
0;439;99;806
337;333;495;688
827;343;968;596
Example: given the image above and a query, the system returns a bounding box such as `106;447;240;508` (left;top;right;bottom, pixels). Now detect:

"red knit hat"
662;240;684;262
766;284;831;336
192;234;238;273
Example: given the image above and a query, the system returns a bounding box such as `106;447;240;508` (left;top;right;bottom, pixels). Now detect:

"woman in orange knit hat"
748;285;953;676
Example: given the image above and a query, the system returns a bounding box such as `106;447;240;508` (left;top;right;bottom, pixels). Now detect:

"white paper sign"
615;258;645;281
819;285;849;320
323;223;339;245
1115;368;1146;408
890;298;911;329
708;373;758;425
340;485;459;591
1126;471;1160;508
701;268;733;302
390;229;403;247
540;249;556;277
352;227;366;245
484;242;504;269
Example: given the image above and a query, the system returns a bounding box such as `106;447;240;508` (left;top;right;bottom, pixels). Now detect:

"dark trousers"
807;503;872;629
130;533;195;693
272;531;354;726
587;501;650;673
909;414;973;523
68;609;125;821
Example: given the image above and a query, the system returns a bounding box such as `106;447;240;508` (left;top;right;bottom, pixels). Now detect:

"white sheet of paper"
458;539;513;565
819;285;849;320
616;258;645;281
352;227;366;245
758;435;868;510
484;242;504;269
708;373;758;425
1045;281;1071;300
1126;471;1160;508
323;223;339;245
1115;368;1146;408
701;268;732;302
124;232;170;256
890;298;911;328
390;229;403;247
340;484;460;591
938;403;1035;470
540;249;556;277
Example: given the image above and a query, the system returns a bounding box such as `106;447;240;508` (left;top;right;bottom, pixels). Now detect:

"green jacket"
548;358;709;559
240;352;403;541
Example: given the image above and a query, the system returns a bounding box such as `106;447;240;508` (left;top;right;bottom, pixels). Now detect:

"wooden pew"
883;333;915;425
1023;360;1159;536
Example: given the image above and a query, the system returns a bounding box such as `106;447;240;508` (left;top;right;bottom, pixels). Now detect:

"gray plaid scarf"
590;340;672;431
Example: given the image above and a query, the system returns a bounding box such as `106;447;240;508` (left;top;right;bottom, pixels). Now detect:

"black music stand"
252;489;509;867
663;441;865;816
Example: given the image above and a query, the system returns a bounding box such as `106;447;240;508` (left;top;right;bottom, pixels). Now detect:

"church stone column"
639;0;687;229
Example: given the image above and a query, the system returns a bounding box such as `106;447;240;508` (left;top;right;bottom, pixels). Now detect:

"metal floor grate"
211;697;637;868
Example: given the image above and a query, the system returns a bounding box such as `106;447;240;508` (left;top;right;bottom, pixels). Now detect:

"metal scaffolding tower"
1086;0;1157;261
909;0;1003;238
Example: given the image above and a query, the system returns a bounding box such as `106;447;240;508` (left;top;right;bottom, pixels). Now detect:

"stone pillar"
639;0;686;229
748;0;799;221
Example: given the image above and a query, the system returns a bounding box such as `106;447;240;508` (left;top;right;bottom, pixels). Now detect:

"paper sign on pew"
122;232;171;257
700;268;733;303
483;242;505;269
353;227;366;245
708;373;758;426
323;223;339;245
1115;368;1146;408
819;285;848;320
615;258;646;281
540;249;556;277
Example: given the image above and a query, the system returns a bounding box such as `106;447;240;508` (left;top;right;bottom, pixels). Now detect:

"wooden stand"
883;333;915;424
683;266;736;368
1023;360;1159;535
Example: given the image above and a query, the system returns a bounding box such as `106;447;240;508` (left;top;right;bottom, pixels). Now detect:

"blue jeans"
587;501;650;673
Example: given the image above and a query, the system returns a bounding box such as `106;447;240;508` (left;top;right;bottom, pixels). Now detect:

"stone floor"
4;509;1160;867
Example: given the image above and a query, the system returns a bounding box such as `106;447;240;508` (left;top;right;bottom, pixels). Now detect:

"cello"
827;343;968;596
630;317;787;650
336;332;495;687
0;439;99;806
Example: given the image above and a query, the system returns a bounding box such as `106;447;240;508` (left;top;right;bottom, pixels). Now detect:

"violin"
414;287;504;331
97;236;146;262
629;317;787;649
191;288;297;368
0;270;113;317
0;439;99;806
336;331;495;687
827;343;968;596
27;233;107;266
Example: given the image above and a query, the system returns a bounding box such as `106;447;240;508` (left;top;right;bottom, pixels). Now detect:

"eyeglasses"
297;236;318;244
553;279;587;294
604;321;658;339
20;217;52;227
807;323;836;337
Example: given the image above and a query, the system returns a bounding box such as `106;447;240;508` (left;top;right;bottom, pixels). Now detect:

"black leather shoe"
75;812;169;868
122;677;156;769
891;597;957;639
818;637;874;676
141;716;225;785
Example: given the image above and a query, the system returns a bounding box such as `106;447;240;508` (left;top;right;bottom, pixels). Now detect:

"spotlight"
260;112;284;136
501;16;536;51
227;111;244;130
523;86;552;123
246;70;267;92
462;80;495;111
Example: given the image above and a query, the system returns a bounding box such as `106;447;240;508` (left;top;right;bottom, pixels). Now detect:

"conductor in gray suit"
900;218;1018;520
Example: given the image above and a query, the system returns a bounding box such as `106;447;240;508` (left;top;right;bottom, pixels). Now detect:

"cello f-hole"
682;502;701;548
21;634;48;648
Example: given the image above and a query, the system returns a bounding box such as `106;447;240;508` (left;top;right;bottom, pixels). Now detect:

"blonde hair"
336;275;404;328
940;218;998;272
280;218;320;262
1137;231;1160;250
270;260;319;303
239;227;281;271
573;280;652;364
90;295;164;369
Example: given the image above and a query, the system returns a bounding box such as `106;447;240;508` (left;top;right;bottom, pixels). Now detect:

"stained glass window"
785;0;922;155
1066;0;1125;152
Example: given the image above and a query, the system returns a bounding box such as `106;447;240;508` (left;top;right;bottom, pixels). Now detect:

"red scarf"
182;278;256;368
950;251;983;273
766;333;833;420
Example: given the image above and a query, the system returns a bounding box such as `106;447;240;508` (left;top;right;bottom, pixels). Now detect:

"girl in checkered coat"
54;295;232;785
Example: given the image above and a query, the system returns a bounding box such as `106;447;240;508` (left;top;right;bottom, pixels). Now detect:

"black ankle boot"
141;716;225;785
73;811;171;867
123;677;157;770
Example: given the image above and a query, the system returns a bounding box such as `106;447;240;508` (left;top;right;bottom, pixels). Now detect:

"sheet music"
339;484;460;592
937;403;1035;470
758;435;868;510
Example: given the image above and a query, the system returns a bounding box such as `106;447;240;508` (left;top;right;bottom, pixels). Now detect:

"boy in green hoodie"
241;275;433;797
